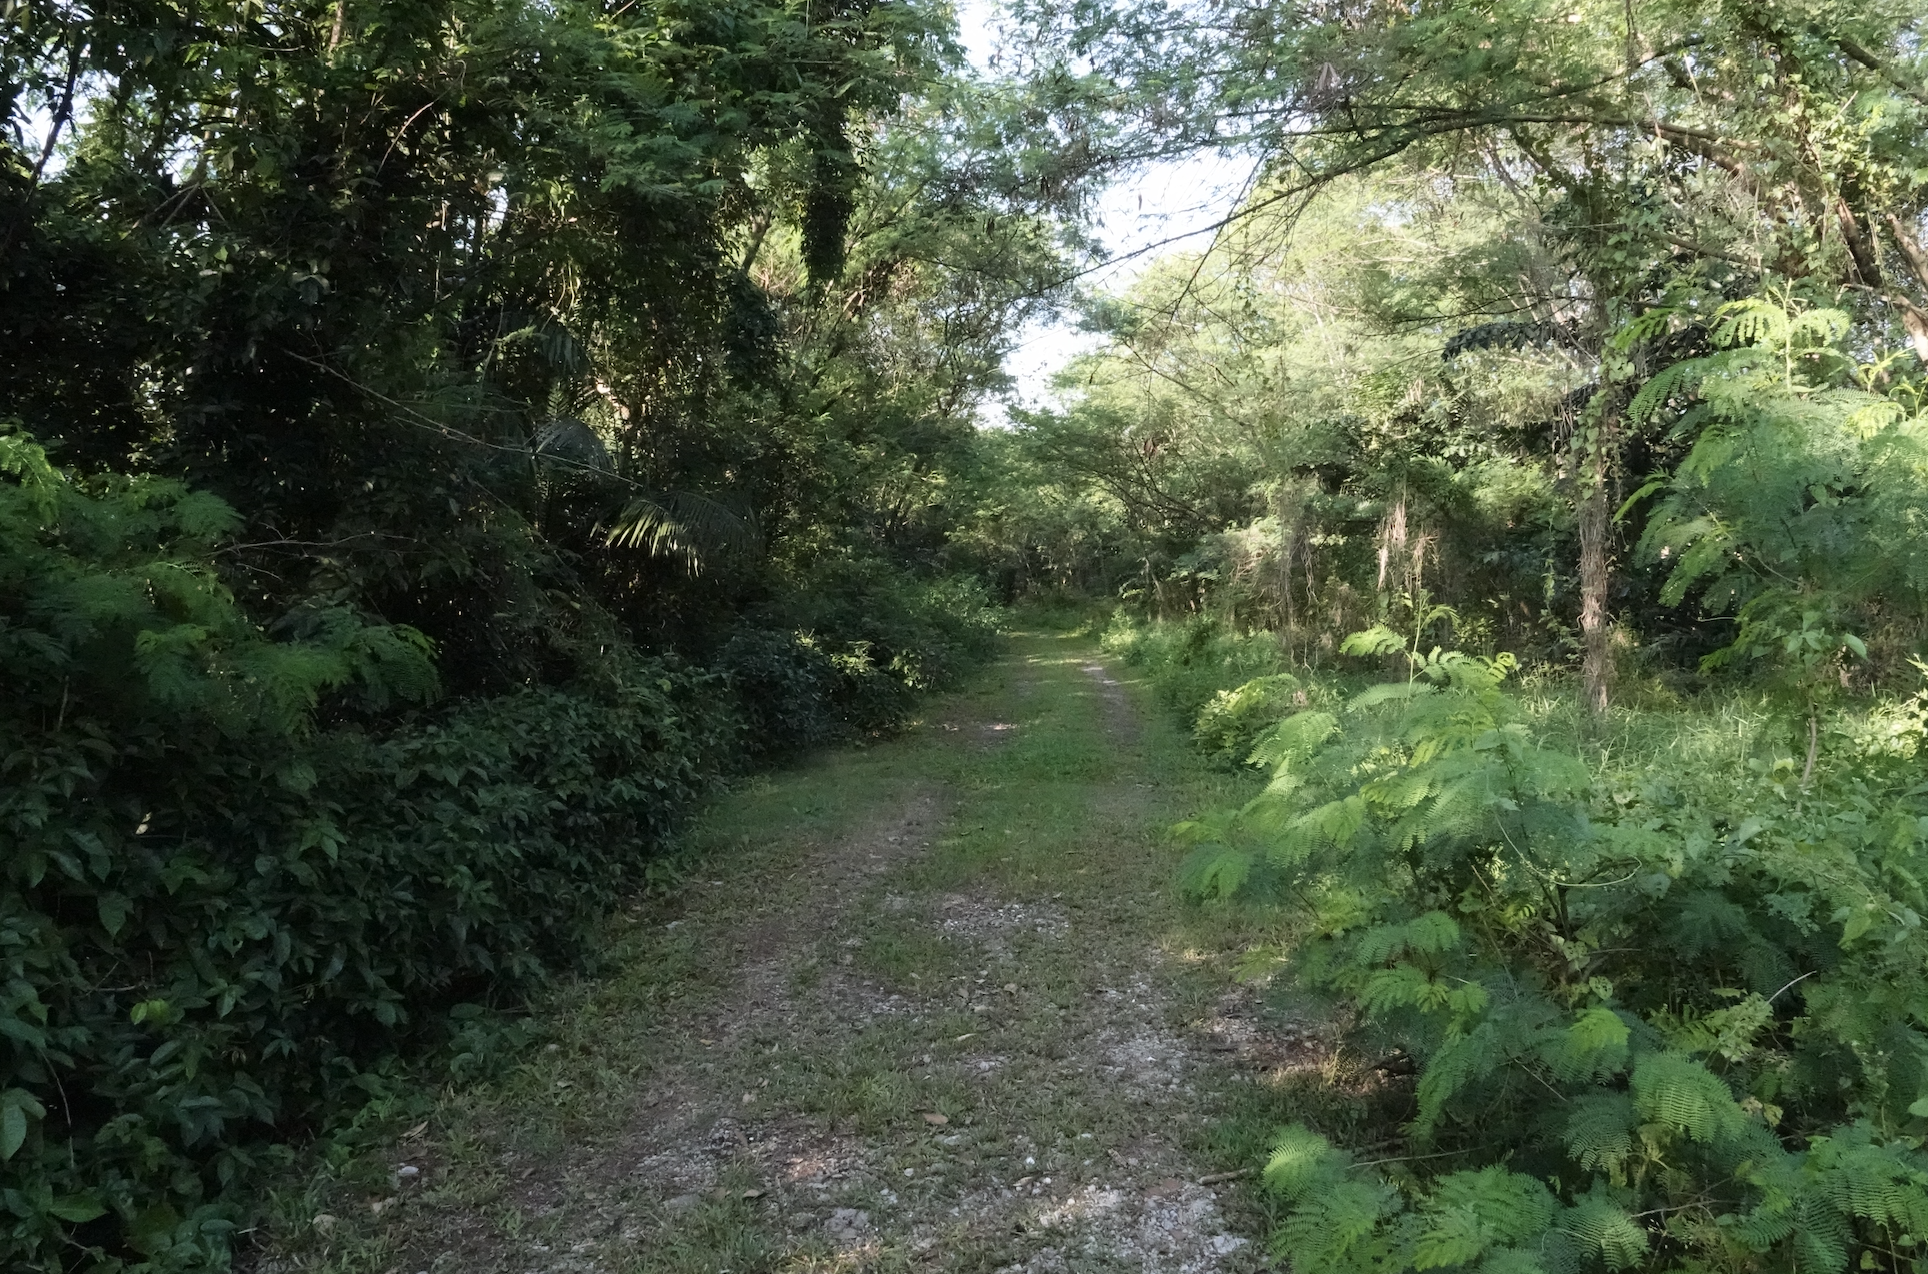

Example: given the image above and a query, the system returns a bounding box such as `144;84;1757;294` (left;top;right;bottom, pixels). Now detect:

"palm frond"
602;490;760;574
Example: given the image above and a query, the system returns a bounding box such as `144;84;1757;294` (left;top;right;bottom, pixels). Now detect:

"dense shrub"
1190;673;1306;762
1101;612;1358;764
719;626;920;755
723;568;1000;755
1099;612;1291;722
1179;632;1928;1272
0;429;996;1270
0;434;874;1270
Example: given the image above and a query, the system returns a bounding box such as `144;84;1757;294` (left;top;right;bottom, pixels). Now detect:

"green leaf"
97;892;131;937
47;1195;107;1223
127;1203;181;1255
0;1104;25;1160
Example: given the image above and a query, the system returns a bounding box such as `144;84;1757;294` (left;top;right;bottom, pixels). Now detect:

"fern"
1712;297;1792;348
1272;1177;1403;1274
1560;1093;1637;1178
1793;1193;1854;1273
1561;1192;1649;1271
1726;1192;1797;1250
1194;673;1304;760
1247;708;1341;770
1808;1129;1928;1235
1414;1019;1506;1133
1176;842;1257;902
1546;1007;1631;1083
1629;1052;1747;1144
1220;608;1928;1271
1413;1168;1556;1269
1263;1123;1352;1202
1626;356;1707;424
1635;295;1928;687
1354;912;1463;965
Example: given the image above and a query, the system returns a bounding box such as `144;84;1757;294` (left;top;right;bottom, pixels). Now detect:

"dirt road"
272;633;1332;1274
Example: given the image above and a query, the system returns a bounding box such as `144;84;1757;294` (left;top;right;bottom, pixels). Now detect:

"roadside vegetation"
7;0;1928;1271
965;1;1928;1267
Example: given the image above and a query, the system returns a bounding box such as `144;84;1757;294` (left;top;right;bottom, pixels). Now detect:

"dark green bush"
725;567;1000;755
0;433;740;1270
718;628;849;754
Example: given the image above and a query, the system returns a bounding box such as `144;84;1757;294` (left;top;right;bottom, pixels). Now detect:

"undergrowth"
0;433;995;1272
1117;604;1928;1272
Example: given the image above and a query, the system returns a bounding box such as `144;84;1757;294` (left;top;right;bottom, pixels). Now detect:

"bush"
1102;613;1350;764
1178;640;1928;1272
718;627;919;754
1191;673;1304;761
1100;612;1291;722
0;434;739;1271
726;566;1000;754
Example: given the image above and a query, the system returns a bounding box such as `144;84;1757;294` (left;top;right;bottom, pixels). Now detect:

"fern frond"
1247;710;1340;770
1177;844;1257;902
1360;964;1436;1015
1806;1130;1928;1234
1713;297;1790;349
1560;1093;1637;1177
1413;1167;1557;1269
1609;307;1679;352
1195;674;1303;759
1355;912;1462;965
1792;1191;1852;1273
1628;357;1708;423
1475;1249;1551;1274
1787;307;1851;349
1288;794;1368;852
1546;1007;1631;1082
1350;680;1434;711
1341;624;1406;658
1560;1192;1649;1271
1273;1177;1403;1273
1629;1052;1746;1144
1725;1193;1796;1250
1415;1020;1503;1133
1263;1123;1351;1202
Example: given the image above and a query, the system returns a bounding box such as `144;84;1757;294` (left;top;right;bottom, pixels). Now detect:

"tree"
1006;0;1928;707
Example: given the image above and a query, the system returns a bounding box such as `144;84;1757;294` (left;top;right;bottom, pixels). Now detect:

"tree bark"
1578;446;1612;716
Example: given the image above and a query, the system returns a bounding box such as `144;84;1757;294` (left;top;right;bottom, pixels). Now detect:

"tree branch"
1836;37;1928;106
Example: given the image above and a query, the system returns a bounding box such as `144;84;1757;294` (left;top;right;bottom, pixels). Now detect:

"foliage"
1193;673;1306;764
975;0;1928;699
1101;613;1290;720
0;431;749;1270
1178;636;1928;1271
1634;297;1928;690
720;573;997;755
1;0;1044;1261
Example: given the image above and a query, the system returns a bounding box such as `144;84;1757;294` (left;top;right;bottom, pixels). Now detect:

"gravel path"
266;635;1320;1274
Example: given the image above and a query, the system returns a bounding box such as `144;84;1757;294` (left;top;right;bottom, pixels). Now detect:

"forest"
4;0;1928;1270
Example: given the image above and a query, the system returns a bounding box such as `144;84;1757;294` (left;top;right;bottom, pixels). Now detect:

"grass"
256;626;1389;1273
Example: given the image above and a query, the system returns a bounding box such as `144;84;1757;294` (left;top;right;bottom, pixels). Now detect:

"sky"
952;0;1258;421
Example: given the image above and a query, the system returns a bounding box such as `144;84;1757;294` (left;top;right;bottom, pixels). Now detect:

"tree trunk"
1578;448;1612;716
